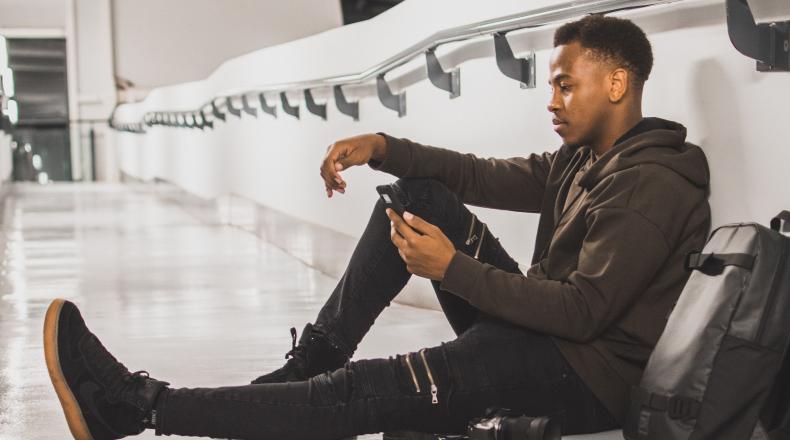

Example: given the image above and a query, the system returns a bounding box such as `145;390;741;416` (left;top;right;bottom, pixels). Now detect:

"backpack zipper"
755;239;788;343
404;353;421;393
418;348;439;405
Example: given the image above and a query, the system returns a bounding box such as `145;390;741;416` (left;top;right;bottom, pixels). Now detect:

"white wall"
111;0;343;89
114;0;790;303
69;0;117;181
1;0;343;182
0;0;66;29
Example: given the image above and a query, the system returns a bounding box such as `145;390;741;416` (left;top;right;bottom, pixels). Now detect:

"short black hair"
554;14;653;90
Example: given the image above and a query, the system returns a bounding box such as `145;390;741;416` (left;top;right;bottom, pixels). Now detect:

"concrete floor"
0;183;621;440
0;183;459;439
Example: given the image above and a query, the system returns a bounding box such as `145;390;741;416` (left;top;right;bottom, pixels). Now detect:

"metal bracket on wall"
494;32;536;89
304;89;327;120
377;74;406;117
241;95;258;117
727;0;789;71
259;93;277;117
333;85;359;121
191;112;203;130
426;48;460;99
280;92;300;119
226;96;242;118
200;110;213;129
211;101;226;121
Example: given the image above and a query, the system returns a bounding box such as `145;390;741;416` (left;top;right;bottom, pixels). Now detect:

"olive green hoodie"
371;117;711;422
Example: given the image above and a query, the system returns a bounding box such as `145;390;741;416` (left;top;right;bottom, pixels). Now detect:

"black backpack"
624;211;790;440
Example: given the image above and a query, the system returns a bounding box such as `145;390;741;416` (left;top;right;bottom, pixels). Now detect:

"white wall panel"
114;0;790;286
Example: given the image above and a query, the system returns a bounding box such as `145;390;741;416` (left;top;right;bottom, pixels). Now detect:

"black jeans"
157;178;619;439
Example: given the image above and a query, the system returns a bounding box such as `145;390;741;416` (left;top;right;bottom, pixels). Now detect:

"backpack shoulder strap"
771;211;790;232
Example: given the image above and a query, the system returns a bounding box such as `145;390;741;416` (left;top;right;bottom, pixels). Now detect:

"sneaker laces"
284;327;301;360
82;334;153;398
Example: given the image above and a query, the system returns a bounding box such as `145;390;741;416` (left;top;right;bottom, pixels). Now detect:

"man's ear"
608;68;629;103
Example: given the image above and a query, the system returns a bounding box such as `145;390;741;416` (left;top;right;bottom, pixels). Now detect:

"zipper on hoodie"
418;349;439;405
473;224;487;260
404;353;421;393
465;215;477;245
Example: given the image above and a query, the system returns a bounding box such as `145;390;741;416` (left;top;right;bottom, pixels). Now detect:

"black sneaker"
43;298;169;440
251;323;349;384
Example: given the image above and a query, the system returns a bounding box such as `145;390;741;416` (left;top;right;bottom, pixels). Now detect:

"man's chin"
560;136;585;150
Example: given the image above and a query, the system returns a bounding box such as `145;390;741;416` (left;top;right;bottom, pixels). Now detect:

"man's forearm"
371;133;554;213
370;134;388;163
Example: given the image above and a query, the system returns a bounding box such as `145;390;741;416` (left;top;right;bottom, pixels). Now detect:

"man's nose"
547;96;559;113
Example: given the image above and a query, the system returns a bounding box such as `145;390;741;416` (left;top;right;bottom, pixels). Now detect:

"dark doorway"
7;38;71;182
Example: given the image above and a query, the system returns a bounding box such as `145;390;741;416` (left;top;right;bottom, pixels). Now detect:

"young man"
44;14;711;440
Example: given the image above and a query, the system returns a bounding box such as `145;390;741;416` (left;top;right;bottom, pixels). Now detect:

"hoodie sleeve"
368;133;554;213
439;205;671;343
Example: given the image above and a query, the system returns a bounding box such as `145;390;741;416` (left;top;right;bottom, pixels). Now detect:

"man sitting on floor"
44;14;710;440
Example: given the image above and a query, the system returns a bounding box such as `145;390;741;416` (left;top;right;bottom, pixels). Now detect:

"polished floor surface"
0;183;456;440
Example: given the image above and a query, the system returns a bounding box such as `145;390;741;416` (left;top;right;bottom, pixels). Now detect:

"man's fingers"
387;209;419;241
402;212;436;236
320;156;346;193
390;225;407;249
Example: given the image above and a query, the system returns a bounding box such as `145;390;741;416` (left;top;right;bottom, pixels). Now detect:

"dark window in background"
341;0;404;24
7;38;72;182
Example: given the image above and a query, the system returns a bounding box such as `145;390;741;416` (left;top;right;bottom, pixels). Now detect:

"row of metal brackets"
112;122;146;133
726;0;790;71
141;32;535;130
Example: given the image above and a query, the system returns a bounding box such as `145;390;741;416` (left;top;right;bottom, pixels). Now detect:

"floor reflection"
0;182;453;440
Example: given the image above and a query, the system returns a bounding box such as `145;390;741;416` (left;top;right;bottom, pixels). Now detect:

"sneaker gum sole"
44;298;95;440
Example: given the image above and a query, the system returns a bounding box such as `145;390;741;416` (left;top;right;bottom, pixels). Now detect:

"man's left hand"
387;208;456;281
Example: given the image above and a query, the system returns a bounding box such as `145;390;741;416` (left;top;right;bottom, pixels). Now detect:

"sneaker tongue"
79;334;133;394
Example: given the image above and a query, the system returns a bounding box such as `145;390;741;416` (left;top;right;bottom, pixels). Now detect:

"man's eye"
560;85;571;91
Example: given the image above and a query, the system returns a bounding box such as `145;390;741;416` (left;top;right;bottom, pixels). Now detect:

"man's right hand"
320;133;387;198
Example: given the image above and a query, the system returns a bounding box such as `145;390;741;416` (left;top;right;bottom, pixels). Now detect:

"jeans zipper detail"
465;215;477;245
418;349;438;405
404;353;421;393
473;224;487;260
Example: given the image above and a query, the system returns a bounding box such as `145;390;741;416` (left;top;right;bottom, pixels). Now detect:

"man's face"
547;42;612;149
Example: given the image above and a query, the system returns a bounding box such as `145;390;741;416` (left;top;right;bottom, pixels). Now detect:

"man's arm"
439;203;671;343
369;133;555;213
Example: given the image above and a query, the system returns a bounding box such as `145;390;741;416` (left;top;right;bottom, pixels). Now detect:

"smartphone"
376;184;409;217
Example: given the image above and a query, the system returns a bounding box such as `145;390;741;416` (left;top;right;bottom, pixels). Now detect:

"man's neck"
589;111;643;157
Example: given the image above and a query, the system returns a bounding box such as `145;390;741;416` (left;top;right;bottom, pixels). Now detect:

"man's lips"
553;118;567;132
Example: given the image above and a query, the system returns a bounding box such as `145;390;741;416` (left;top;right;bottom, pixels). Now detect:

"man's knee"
393;177;448;199
391;178;456;216
308;365;353;405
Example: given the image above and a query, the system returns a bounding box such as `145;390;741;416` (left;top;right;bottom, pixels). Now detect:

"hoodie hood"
578;117;710;190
